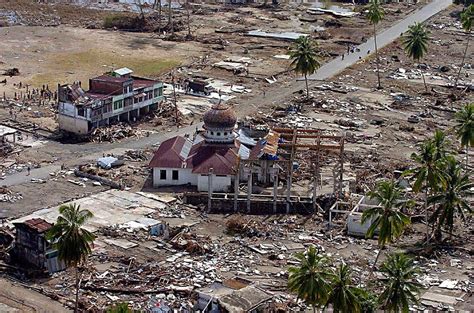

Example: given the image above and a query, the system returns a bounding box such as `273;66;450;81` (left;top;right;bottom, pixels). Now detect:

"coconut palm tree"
366;0;385;89
402;22;429;92
378;253;421;313
454;4;473;88
288;246;333;312
326;263;363;313
290;36;320;99
454;103;474;169
358;290;378;313
405;140;443;241
47;204;95;313
361;180;411;268
428;156;473;240
431;129;450;160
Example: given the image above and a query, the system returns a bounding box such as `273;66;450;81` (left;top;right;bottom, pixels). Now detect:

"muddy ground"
0;0;472;311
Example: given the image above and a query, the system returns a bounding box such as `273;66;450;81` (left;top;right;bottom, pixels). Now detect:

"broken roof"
218;285;272;313
187;141;239;175
249;131;280;160
91;75;132;84
15;218;53;233
149;136;193;168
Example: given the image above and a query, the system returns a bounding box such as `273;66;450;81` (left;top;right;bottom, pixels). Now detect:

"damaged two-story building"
58;67;164;135
11;218;65;274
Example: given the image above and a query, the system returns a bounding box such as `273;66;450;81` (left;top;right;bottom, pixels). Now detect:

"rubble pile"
0;141;14;157
123;149;148;162
90;123;150;143
0;186;22;203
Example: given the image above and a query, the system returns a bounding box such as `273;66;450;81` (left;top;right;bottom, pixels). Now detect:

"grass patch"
28;49;179;88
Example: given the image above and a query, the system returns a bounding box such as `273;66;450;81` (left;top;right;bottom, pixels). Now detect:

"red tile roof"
21;218;53;233
187;142;239;175
149;136;239;175
149;136;191;168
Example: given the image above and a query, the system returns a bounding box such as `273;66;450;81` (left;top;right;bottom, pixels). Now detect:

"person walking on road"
27;166;31;176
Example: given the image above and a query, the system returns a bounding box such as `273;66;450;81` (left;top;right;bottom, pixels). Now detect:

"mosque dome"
203;102;237;130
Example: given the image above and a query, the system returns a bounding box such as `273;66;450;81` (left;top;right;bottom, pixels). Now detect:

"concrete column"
273;164;278;214
208;168;213;212
286;161;292;214
247;163;252;213
234;166;240;212
313;163;318;212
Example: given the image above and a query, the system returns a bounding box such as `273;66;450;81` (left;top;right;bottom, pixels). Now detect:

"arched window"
211;131;214;135
217;132;221;136
224;132;228;136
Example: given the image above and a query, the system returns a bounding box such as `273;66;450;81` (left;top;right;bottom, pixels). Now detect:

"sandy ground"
0;277;70;312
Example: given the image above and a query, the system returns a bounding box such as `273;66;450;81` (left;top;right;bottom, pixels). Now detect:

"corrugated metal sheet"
149;136;192;168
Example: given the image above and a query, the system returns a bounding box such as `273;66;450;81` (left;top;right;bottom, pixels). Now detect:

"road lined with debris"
307;0;453;80
0;0;453;188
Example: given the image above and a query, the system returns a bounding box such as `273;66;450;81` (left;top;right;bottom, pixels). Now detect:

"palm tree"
428;156;473;240
454;4;473;89
366;0;385;89
378;253;421;313
405;140;442;241
402;22;429;92
47;204;95;313
431;129;450;160
454;103;474;169
288;246;333;312
357;290;378;313
326;263;363;313
361;180;411;268
290;36;320;99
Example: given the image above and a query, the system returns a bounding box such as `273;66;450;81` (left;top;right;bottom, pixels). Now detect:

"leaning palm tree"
362;180;411;268
378;253;421;313
405;139;443;241
288;246;333;312
326;263;363;313
402;22;429;92
290;36;320;99
428;156;473;241
47;204;95;313
366;0;385;89
454;103;474;169
454;4;473;88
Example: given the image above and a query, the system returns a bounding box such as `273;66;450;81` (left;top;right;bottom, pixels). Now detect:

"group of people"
341;44;371;60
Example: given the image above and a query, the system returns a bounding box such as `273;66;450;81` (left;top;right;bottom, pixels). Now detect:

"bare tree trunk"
466;145;469;170
372;245;383;269
168;0;171;24
421;71;428;93
374;23;381;89
454;33;470;89
186;0;191;37
305;73;309;99
74;266;79;313
157;0;162;31
425;188;429;243
172;76;179;127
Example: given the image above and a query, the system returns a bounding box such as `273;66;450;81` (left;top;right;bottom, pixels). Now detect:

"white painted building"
150;102;247;192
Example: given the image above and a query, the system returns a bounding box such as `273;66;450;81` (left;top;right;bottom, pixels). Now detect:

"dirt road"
308;0;453;80
0;277;70;312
